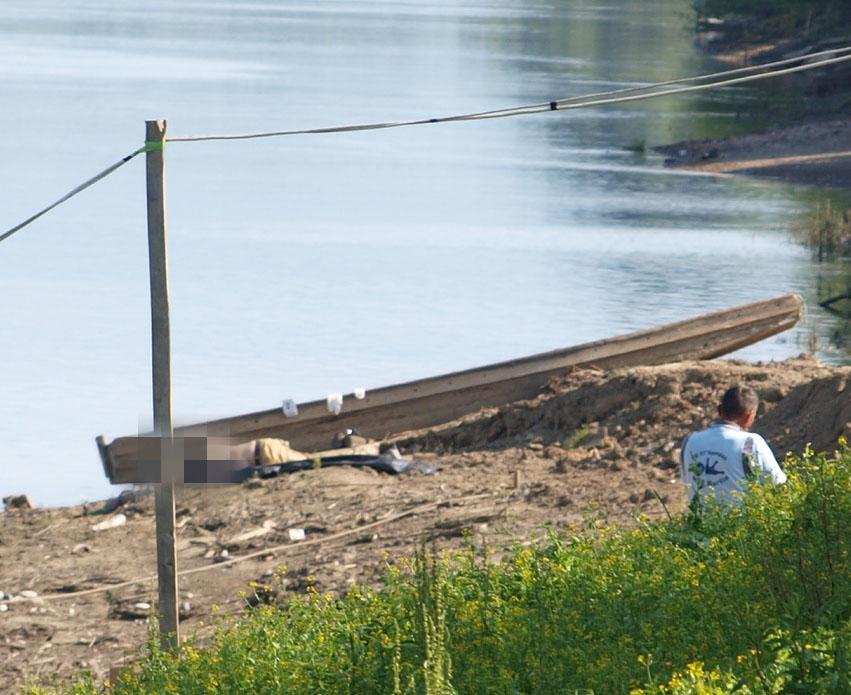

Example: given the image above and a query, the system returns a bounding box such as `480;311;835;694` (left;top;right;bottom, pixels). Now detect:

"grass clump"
35;442;851;694
796;200;851;261
563;423;593;449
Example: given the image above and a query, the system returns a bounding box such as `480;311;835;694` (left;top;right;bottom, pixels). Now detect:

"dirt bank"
657;118;851;190
2;357;850;692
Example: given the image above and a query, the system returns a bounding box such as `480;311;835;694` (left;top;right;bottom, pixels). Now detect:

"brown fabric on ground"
255;438;307;466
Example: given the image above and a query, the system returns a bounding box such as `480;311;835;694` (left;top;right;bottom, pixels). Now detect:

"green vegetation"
32;443;851;694
796;200;851;261
695;0;851;36
563;423;593;449
625;139;648;155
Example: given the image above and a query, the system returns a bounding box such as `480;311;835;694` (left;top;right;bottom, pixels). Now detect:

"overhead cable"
0;146;145;244
2;45;850;244
406;44;851;124
166;47;851;142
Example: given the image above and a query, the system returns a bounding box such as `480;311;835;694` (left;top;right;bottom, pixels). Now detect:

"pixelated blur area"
133;435;253;484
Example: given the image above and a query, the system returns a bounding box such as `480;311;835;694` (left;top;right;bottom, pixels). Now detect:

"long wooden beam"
100;293;803;484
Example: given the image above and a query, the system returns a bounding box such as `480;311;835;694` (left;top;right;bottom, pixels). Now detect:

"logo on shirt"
688;451;730;487
702;460;724;476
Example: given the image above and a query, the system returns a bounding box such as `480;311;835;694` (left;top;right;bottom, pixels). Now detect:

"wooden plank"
145;119;179;651
102;293;802;484
95;434;115;481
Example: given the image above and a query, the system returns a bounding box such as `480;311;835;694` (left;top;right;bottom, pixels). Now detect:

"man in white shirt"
681;385;786;506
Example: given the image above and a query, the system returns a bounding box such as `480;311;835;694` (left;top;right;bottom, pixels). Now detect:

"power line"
451;44;851;119
166;47;851;142
2;45;849;244
0;146;145;245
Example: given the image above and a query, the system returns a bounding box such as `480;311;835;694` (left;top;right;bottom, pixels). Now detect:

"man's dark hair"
718;385;759;419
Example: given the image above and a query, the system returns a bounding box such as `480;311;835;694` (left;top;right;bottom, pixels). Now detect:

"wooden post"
145;119;179;651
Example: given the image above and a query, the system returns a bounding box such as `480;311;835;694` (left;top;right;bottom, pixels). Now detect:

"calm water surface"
0;0;846;505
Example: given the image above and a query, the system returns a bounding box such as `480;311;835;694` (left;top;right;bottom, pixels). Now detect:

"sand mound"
393;357;850;467
761;373;851;454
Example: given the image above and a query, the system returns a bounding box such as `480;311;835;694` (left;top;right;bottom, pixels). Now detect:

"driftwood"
820;292;851;318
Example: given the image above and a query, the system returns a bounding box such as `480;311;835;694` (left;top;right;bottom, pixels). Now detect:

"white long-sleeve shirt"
681;421;786;505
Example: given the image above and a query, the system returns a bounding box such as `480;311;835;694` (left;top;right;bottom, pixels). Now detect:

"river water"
0;0;847;506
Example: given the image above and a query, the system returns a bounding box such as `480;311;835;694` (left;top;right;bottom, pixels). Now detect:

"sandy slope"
2;356;850;692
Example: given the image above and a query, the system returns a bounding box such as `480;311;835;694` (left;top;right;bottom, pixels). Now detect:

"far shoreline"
659;22;851;190
656;118;851;190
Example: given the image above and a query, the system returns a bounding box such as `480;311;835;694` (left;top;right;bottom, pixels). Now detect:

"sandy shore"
2;356;851;691
657;118;851;190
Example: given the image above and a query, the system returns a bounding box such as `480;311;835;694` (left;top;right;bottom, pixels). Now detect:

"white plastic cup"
326;393;343;415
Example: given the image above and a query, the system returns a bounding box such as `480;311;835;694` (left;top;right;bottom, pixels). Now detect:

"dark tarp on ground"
181;453;437;483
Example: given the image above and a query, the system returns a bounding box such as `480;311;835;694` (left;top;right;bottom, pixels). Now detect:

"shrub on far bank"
31;442;851;694
694;0;851;35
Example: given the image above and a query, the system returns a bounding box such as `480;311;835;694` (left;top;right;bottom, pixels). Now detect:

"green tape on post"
144;140;166;153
